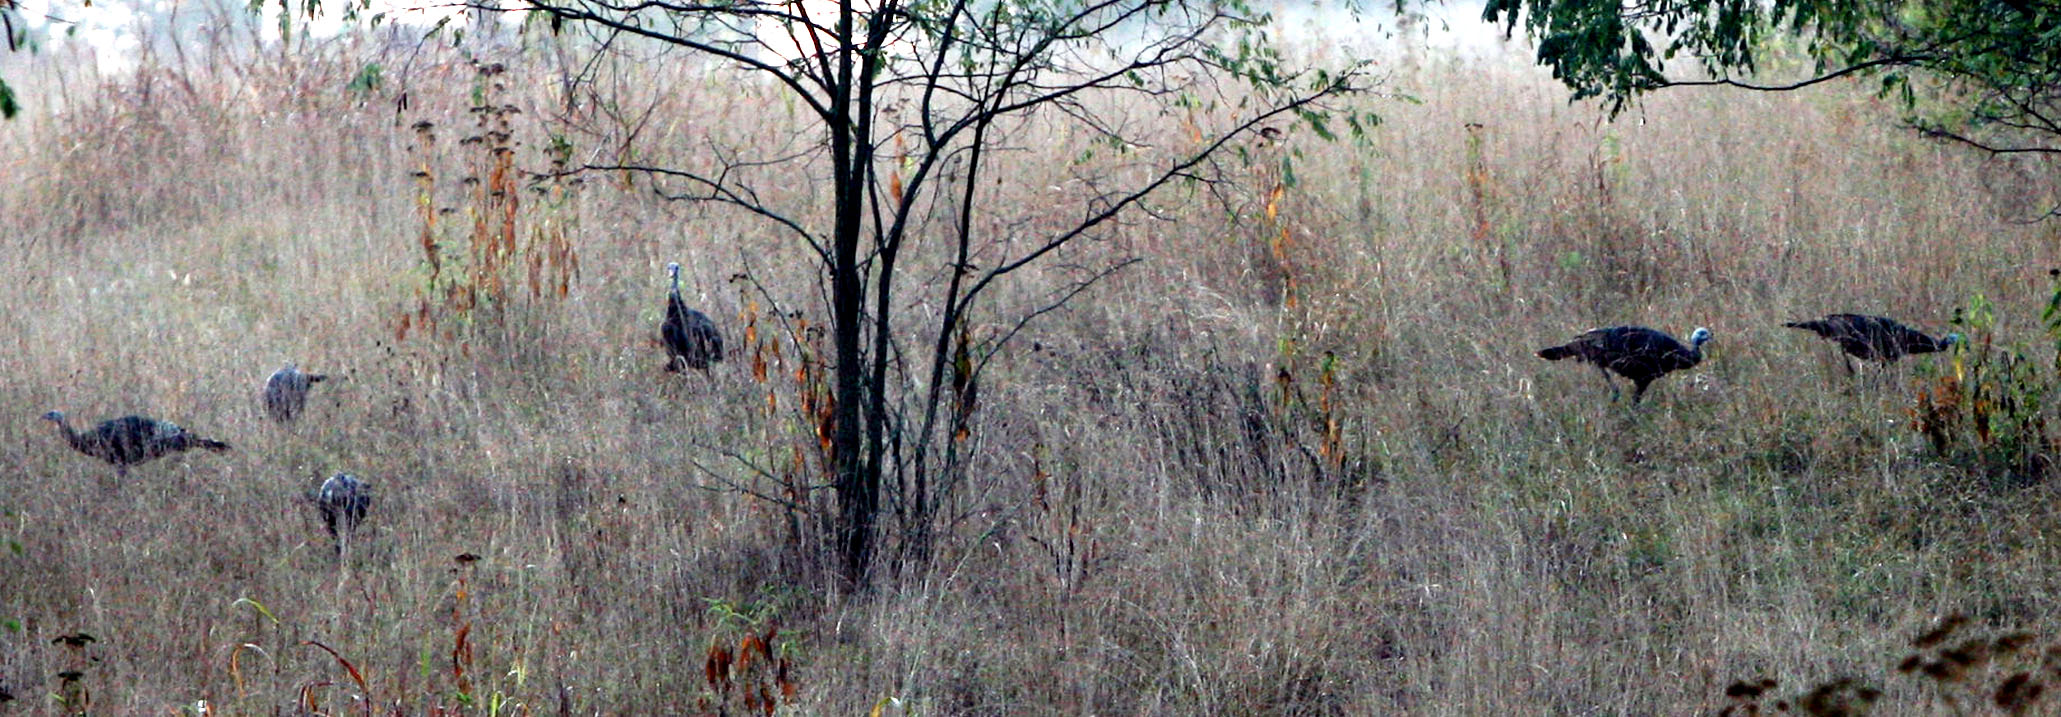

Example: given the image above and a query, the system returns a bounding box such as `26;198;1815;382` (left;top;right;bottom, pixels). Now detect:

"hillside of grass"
2;19;2060;714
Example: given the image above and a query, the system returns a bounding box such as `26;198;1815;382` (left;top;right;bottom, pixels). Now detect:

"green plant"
1487;0;2061;161
1910;294;2052;483
346;63;383;93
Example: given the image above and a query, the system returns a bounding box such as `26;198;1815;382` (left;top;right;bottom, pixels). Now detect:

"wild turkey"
262;363;328;422
42;411;231;477
1536;326;1713;404
1783;314;1960;372
315;473;370;550
661;261;725;373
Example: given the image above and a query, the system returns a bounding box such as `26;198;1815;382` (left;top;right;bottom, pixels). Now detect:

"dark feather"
316;473;371;548
43;411;231;477
262;364;328;422
1784;313;1957;362
1536;325;1711;404
661;264;725;372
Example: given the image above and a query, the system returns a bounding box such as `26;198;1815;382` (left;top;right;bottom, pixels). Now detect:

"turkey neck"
51;418;91;453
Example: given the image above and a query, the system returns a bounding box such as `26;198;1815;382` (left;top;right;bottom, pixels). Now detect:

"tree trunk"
829;0;877;588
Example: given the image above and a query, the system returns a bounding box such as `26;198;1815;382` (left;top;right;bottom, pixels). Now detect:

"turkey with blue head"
1536;325;1713;404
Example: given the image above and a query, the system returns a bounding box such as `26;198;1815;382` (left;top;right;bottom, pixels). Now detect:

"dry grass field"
3;16;2061;715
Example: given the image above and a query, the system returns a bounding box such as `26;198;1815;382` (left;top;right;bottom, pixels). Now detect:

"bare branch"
1651;53;1937;93
975;256;1142;380
688;451;820;512
1911;125;2061;155
964;68;1366;305
580;162;832;262
518;0;835;118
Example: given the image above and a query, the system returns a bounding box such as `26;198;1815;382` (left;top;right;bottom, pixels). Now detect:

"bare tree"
514;0;1377;587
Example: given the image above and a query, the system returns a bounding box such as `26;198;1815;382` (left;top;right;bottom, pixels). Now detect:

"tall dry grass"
2;17;2060;714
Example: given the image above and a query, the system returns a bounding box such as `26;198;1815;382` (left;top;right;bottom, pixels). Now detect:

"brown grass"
3;22;2061;715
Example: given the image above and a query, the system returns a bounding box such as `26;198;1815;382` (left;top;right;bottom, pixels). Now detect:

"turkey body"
316;473;371;550
43;412;232;476
1536;326;1712;404
262;364;329;422
661;262;725;372
1783;314;1958;364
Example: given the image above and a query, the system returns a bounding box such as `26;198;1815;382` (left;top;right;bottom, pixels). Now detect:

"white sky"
6;0;1520;72
11;0;477;69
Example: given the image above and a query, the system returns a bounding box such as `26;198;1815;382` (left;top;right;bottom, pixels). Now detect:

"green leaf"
347;63;384;93
1298;109;1335;141
231;596;281;625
